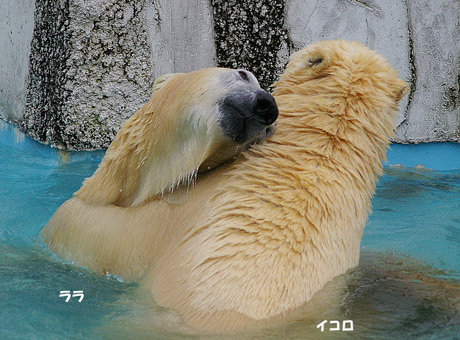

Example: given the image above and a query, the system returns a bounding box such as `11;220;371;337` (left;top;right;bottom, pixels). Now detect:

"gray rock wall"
145;0;216;76
0;0;35;123
211;0;291;90
1;0;459;149
398;0;460;143
22;0;156;150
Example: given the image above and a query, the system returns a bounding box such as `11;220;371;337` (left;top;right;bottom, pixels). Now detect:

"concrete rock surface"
1;0;459;149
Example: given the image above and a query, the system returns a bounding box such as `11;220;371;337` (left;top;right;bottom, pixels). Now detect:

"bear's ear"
305;50;331;72
152;73;182;94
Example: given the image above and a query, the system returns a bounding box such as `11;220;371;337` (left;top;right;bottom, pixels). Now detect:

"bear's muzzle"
219;90;278;144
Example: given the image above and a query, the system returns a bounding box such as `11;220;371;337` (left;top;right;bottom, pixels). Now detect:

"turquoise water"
1;120;460;339
386;142;460;171
363;166;460;278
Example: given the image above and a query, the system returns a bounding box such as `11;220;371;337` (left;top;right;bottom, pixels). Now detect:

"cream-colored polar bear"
75;68;278;207
42;67;278;277
42;40;408;333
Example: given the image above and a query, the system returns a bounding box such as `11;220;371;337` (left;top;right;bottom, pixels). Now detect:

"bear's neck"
212;88;395;261
266;87;394;201
265;111;387;201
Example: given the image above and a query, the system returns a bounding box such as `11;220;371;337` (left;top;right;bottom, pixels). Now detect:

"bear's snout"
219;90;278;144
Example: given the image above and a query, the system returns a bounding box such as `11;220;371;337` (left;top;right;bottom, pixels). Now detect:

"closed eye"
238;70;250;82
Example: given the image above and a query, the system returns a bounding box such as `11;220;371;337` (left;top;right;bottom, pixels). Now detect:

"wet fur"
43;40;409;333
146;40;409;331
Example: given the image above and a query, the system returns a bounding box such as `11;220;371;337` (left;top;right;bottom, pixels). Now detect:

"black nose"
218;89;279;144
253;91;278;125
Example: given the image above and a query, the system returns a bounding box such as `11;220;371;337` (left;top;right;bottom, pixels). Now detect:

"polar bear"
140;40;408;332
42;41;408;333
42;67;278;277
73;68;277;207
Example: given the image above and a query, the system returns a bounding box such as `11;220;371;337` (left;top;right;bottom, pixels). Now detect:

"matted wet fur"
96;251;460;339
43;40;415;333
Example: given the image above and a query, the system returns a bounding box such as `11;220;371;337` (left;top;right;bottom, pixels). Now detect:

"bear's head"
75;68;278;207
276;40;408;103
272;40;409;164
